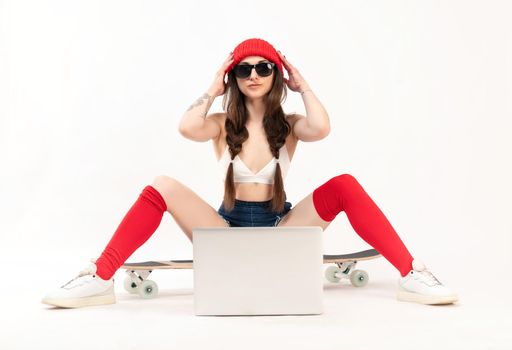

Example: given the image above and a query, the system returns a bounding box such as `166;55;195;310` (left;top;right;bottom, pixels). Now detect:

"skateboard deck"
122;260;193;270
120;249;381;298
121;248;380;270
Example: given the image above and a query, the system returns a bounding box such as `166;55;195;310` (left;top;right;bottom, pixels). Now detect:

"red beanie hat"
226;38;283;76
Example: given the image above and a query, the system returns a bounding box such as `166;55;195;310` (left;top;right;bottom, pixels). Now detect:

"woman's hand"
277;51;311;93
207;52;234;98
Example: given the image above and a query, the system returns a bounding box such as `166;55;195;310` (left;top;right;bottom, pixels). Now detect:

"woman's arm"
178;89;220;142
278;51;330;142
300;88;331;137
178;53;234;142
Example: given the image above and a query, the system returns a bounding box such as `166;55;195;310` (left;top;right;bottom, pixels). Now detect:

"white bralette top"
217;145;290;184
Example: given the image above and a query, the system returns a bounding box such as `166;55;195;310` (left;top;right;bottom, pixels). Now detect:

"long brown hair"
221;65;291;213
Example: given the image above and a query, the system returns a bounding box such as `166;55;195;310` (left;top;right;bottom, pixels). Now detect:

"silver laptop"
192;226;324;316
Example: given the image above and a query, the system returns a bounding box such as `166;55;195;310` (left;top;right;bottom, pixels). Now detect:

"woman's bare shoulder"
205;112;227;139
285;113;304;123
207;112;227;123
285;113;304;141
208;113;227;157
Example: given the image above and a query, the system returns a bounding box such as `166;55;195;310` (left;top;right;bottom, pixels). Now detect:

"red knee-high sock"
312;174;413;277
94;185;167;280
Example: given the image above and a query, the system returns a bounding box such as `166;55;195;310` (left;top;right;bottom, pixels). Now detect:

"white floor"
3;260;511;350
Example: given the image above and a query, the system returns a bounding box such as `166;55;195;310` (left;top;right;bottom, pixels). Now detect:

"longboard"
121;248;381;298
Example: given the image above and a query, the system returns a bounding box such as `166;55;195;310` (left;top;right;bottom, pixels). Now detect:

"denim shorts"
217;199;293;227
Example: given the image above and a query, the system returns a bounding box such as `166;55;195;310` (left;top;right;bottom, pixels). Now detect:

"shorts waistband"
233;198;273;207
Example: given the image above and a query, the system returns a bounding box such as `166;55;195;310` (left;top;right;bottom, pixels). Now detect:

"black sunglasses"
233;62;275;78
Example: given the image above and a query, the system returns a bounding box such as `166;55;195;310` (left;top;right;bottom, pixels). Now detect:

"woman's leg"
42;175;229;308
94;175;229;280
277;173;413;277
277;173;458;305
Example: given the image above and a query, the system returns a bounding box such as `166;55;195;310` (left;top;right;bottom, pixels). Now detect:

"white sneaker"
42;260;116;308
397;259;458;305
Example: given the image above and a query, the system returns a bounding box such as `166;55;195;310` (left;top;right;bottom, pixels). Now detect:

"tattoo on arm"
187;93;212;118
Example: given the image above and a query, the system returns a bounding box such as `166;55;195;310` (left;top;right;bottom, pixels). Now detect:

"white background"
1;0;511;349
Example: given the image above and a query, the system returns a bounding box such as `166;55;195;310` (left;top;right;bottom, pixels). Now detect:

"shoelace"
60;260;97;289
416;269;442;286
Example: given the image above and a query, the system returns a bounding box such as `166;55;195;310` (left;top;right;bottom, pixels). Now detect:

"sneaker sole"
42;293;116;308
397;290;458;305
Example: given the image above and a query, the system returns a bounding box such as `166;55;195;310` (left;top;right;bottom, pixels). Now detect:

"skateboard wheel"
325;266;342;283
349;270;369;287
138;280;159;299
123;276;139;294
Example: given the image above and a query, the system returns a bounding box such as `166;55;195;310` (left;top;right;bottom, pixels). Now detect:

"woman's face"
235;56;275;99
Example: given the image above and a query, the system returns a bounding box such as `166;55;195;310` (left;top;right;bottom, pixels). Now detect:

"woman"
42;38;457;308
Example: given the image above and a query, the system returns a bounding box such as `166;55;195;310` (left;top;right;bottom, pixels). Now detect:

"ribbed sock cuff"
141;185;167;212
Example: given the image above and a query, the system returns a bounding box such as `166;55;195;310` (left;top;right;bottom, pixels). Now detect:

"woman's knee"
314;173;361;202
320;173;359;191
333;173;357;184
334;173;365;194
312;173;360;221
151;175;178;203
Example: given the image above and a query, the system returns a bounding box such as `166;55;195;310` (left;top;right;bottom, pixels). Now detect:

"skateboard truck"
324;260;369;287
125;269;159;299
